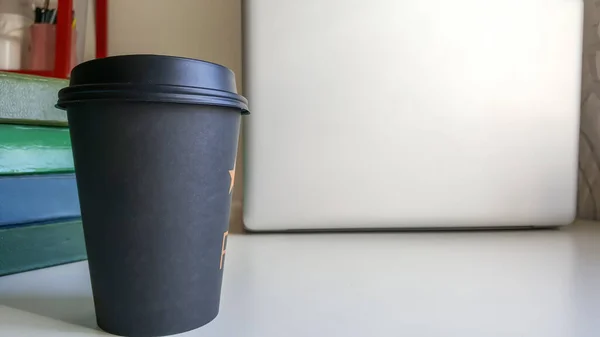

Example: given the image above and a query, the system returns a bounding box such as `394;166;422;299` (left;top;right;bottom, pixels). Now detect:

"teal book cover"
0;220;86;276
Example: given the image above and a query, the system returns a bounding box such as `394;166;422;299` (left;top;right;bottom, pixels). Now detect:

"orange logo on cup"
220;231;228;269
228;161;236;194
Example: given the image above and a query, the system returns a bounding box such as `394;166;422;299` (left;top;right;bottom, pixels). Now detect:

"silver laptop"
243;0;583;231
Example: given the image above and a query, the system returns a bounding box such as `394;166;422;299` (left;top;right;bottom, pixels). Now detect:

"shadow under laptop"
0;304;106;336
0;296;99;331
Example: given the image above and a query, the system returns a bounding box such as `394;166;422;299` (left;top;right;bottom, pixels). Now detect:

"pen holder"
27;23;76;71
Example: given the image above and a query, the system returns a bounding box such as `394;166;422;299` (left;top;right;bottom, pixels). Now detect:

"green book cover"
0;72;68;126
0;220;87;276
0;124;74;175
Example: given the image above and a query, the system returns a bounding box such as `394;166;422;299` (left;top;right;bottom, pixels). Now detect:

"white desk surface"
0;221;598;337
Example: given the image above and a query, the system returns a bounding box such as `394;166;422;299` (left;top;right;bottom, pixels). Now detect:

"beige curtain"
579;0;600;219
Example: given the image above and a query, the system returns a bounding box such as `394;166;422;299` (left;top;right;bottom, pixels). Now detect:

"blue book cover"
0;174;80;227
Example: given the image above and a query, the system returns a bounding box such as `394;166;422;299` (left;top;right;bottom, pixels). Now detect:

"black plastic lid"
57;55;249;114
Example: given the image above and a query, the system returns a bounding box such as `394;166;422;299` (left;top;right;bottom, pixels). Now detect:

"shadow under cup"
57;55;249;337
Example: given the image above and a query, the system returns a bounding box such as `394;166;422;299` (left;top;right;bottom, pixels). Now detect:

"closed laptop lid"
244;0;583;230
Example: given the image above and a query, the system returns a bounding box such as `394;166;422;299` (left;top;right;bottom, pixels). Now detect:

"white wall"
84;0;246;232
85;0;242;91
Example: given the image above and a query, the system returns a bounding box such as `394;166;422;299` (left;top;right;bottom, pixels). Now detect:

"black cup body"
67;102;238;336
57;55;248;337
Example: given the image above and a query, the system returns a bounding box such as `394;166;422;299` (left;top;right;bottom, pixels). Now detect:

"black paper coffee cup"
57;55;248;337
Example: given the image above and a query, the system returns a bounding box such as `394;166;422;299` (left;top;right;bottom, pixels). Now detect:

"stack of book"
0;72;86;276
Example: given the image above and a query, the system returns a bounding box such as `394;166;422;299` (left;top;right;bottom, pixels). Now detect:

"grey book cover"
0;72;68;126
